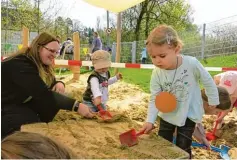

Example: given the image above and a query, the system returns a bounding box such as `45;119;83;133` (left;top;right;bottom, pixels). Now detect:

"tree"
205;24;237;57
121;0;196;41
1;0;64;33
54;16;65;37
96;16;101;31
72;19;87;43
65;17;73;37
36;0;63;31
1;0;40;31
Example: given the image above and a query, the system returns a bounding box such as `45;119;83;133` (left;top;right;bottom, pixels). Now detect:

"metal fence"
2;15;237;65
1;30;91;60
111;15;237;64
1;30;38;56
181;15;237;59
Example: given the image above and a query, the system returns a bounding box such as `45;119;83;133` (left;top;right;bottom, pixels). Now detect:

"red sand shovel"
233;99;237;108
206;112;221;141
119;129;145;147
96;104;112;120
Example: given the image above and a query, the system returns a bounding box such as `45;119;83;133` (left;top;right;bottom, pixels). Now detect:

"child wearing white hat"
82;50;122;112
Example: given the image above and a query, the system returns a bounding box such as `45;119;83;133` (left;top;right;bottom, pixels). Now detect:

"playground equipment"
4;43;12;51
58;43;74;76
18;44;23;50
22;26;29;48
83;48;88;55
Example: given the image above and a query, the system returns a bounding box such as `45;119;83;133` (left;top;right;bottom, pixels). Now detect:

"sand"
22;73;237;159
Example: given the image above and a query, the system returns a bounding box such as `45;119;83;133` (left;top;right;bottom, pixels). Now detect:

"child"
213;71;237;129
140;24;219;158
193;86;231;148
1;132;76;159
140;48;147;64
82;50;122;112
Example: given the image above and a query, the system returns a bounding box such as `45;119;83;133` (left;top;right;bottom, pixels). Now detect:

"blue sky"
41;0;237;28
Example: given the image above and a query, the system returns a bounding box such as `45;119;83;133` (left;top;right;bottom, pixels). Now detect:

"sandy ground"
22;73;237;159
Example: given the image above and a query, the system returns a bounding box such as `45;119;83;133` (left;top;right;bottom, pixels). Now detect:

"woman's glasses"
42;46;60;56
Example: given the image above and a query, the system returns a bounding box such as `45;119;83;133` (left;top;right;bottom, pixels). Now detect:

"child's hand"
140;122;154;134
116;73;123;80
215;111;228;123
92;96;102;106
213;76;220;85
52;82;65;94
201;137;211;150
208;105;216;108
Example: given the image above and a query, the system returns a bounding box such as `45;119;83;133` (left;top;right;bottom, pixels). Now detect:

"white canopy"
82;0;145;13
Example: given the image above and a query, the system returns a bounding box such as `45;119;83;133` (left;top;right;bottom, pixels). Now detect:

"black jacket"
1;54;76;122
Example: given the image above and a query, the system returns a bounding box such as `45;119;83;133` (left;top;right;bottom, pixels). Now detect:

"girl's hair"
201;86;231;110
146;24;183;49
1;132;76;159
5;32;59;87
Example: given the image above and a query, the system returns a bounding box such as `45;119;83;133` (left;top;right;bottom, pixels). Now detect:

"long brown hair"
5;32;59;87
1;131;76;159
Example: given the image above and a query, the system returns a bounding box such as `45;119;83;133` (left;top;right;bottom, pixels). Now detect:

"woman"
1;32;94;139
91;32;102;53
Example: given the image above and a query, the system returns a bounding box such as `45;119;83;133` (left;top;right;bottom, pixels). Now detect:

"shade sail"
82;0;145;13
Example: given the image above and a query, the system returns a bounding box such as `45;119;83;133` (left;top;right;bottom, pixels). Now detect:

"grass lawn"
55;54;237;93
111;54;237;93
55;66;90;75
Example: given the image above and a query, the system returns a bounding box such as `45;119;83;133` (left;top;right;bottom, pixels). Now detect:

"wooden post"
72;32;80;80
114;12;122;74
22;26;29;48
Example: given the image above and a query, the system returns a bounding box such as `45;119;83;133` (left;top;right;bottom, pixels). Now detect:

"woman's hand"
52;82;65;94
77;103;95;118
